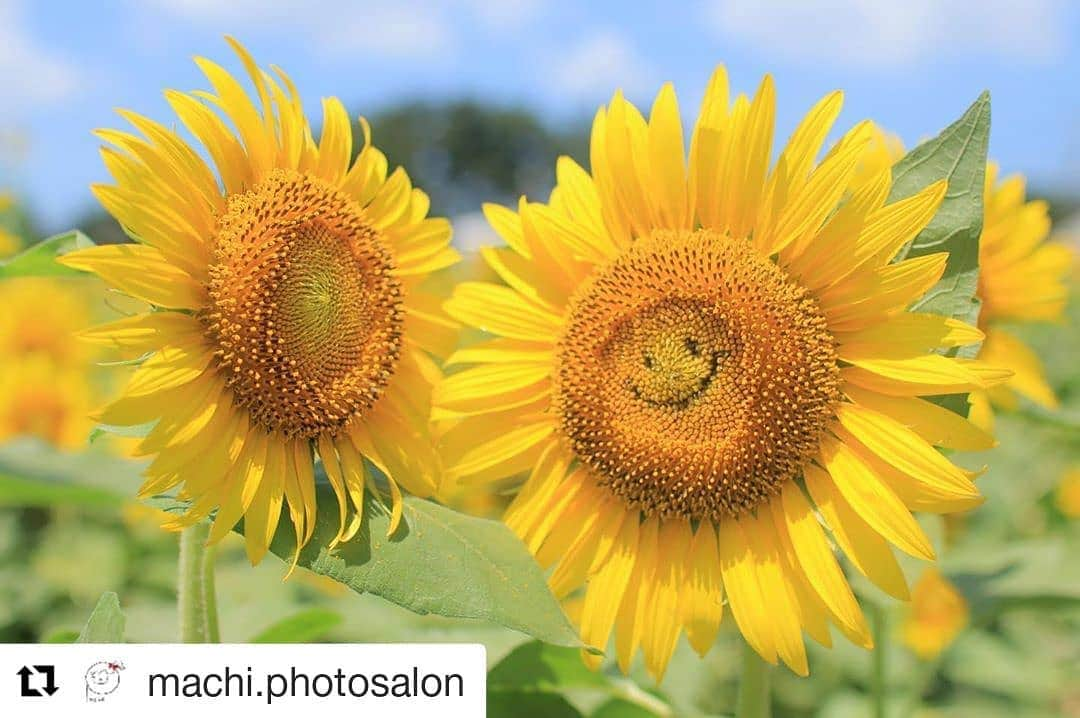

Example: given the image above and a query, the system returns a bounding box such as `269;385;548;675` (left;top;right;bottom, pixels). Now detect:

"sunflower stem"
871;604;888;718
736;640;772;718
178;523;220;643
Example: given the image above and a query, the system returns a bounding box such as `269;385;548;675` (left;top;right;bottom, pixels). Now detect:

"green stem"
610;678;673;717
736;641;771;718
178;523;220;643
871;605;888;718
202;542;221;643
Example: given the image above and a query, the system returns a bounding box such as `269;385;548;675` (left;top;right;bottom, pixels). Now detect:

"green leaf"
890;91;990;331
887;92;991;414
489;691;584;718
489;641;608;693
77;592;125;643
591;699;658;718
0;230;96;279
487;642;672;717
946;538;1080;620
42;629;81;644
254;484;580;647
0;439;142;507
251;608;343;643
0;472;122;508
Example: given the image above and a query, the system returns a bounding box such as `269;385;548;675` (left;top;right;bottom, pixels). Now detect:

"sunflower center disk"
206;169;403;438
554;230;841;520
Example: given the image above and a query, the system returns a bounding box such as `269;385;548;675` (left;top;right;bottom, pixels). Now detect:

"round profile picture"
85;661;124;702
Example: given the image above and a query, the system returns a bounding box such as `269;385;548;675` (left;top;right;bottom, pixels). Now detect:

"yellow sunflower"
898;567;969;660
0;277;91;366
436;69;1006;678
0;356;94;450
858;131;1072;431
59;38;459;565
970;164;1072;429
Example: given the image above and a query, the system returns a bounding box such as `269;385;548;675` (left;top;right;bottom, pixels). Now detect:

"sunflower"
858;131;1072;431
0;356;94;450
0;277;91;366
436;69;1006;678
970;164;1072;429
898;568;969;660
59;38;458;566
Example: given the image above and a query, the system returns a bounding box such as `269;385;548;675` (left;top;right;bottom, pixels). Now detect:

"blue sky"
3;0;1079;232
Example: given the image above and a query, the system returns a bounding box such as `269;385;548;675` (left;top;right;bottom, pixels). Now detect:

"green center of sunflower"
553;229;841;520
206;169;403;438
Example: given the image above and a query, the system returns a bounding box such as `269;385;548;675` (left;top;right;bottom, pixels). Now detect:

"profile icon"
85;660;124;702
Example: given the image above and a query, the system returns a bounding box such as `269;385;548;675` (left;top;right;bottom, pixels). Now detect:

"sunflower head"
555;228;840;520
205;168;405;439
439;69;1004;678
61;38;458;566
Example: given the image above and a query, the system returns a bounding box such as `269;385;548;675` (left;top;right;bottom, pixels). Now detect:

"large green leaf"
256;484;580;647
886;92;991;414
77;592;126;643
0;230;96;279
890;91;990;333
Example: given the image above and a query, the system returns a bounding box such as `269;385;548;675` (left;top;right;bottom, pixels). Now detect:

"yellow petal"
580;514;640;660
740;512;807;675
804;464;910;600
843;385;995;451
834;403;979;496
445;282;562;343
683;521;724;656
78;311;204;359
646;82;689;230
979;326;1059;409
819;434;935;561
778;482;870;646
57;244;206;309
837;314;984;360
718;517;777;663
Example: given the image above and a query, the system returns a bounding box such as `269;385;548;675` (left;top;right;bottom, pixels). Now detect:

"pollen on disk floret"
205;168;405;439
553;229;841;520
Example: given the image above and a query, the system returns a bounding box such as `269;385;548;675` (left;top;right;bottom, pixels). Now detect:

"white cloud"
142;0;454;58
704;0;1067;68
462;0;541;31
142;0;543;60
0;0;81;111
550;29;657;102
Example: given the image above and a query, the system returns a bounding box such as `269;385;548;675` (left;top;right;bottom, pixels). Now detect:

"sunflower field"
1;7;1078;717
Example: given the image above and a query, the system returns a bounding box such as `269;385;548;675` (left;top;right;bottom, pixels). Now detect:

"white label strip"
1;643;486;716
